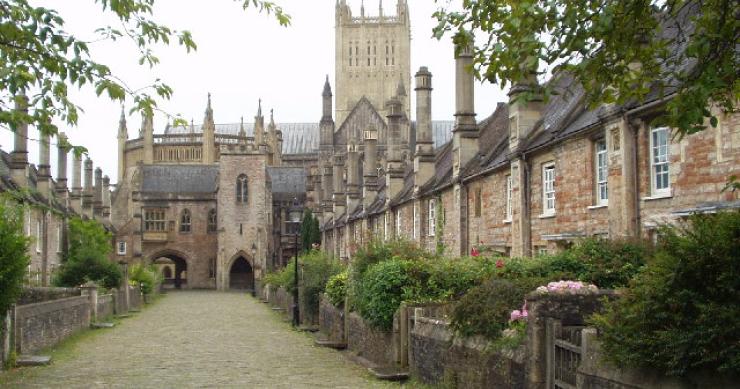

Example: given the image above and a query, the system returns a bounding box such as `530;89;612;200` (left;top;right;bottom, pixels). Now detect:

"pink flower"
510;310;522;322
496;259;505;268
521;309;528;318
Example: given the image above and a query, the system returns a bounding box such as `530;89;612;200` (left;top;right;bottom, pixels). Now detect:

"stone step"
369;366;409;381
271;307;286;311
16;355;52;367
91;322;116;329
314;338;347;350
298;325;319;333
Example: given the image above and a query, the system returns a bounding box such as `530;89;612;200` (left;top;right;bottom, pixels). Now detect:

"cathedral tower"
335;0;411;127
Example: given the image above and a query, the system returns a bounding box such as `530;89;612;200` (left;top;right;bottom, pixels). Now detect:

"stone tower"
335;0;411;127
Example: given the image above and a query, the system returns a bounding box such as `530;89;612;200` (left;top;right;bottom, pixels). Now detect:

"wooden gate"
546;319;584;389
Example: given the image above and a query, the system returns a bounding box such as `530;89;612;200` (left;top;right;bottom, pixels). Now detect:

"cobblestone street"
1;291;396;388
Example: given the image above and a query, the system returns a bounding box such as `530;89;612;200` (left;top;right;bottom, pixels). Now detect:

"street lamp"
290;196;303;327
251;243;257;297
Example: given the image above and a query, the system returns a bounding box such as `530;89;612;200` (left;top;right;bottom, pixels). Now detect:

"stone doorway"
154;256;188;289
229;257;254;291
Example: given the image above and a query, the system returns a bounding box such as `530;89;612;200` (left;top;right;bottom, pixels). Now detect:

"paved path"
1;291;398;388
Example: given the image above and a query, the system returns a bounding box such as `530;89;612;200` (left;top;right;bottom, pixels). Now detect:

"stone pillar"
10;95;29;187
93;167;103;218
510;159;531;257
452;44;478;178
102;175;112;220
346;142;361;213
414;67;435;193
142;114;154;164
385;98;405;201
332;155;346;218
80;281;98;324
362;126;379;209
70;154;83;214
83;158;94;218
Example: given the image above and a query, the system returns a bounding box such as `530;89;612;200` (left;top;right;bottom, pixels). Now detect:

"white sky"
1;0;507;185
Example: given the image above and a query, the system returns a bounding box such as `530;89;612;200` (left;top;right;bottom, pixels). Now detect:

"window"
396;210;402;237
542;163;556;215
384;213;389;241
474;187;482;217
209;257;216;278
144;209;166;232
595;139;608;205
117;241;127;255
428;199;436;237
505;175;513;221
650;127;670;195
56;225;62;253
180;209;191;233
36;220;41;253
236;175;248;203
536;246;548;256
412;204;418;239
207;209;217;233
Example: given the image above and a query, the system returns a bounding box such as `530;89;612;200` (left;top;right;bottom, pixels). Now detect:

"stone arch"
148;249;190;289
226;251;256;291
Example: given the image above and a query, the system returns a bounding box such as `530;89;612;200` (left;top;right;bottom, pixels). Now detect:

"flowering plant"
535;280;598;294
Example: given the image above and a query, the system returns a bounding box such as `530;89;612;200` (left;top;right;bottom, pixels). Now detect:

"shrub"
263;261;296;291
130;263;161;295
592;212;740;376
300;250;343;315
54;217;121;289
325;270;348;307
0;200;30;314
559;237;649;288
449;277;545;341
354;258;416;330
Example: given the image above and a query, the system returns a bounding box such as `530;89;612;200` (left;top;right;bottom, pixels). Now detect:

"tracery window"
236;175;248;203
180;209;191;233
207;209;217;233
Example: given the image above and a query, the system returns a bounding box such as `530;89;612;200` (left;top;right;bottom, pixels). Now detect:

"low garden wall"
297;287;318;326
14;295;90;355
97;294;114;320
347;312;397;367
16;287;81;305
318;294;344;342
128;286;142;310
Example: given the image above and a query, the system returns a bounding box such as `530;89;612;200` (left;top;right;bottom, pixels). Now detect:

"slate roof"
267;167;306;194
140;165;218;194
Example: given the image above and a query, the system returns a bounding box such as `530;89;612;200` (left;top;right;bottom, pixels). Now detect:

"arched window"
162;266;173;279
180;209;191;233
208;209;217;233
236;175;248;203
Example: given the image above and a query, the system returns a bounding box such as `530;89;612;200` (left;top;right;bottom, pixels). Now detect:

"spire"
257;98;263;117
379;0;383;17
269;108;275;128
323;75;332;97
118;106;127;139
239;116;246;137
396;78;407;97
360;0;364;17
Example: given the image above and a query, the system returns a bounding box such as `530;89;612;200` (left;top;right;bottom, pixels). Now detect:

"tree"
55;217;122;289
300;209;321;253
0;198;30;315
433;0;737;137
0;0;289;153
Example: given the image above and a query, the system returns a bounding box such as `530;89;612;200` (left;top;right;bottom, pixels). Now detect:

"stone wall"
128;286;142;310
14;296;90;354
318;294;344;343
410;315;525;389
17;287;81;305
347;312;396;367
298;286;318;326
97;294;114;319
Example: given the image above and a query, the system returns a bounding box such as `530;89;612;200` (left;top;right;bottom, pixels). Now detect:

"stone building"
0;97;113;286
317;1;740;259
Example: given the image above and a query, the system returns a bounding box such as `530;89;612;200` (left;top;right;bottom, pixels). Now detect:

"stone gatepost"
80;281;98;324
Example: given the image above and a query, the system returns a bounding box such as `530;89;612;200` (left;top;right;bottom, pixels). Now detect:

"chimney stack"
414;67;435;192
10;95;29;186
385;97;405;201
362;125;379;210
452;43;478;178
56;132;70;206
83;158;93;218
70;154;83;214
93;167;103;218
37;130;52;199
102;175;111;220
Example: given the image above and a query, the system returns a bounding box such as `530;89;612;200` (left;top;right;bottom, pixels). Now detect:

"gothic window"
505;175;513;221
236;174;248;203
179;209;191;233
207;209;217;233
144;209;166;232
594;139;608;205
117;241;127;255
396;210;402;237
56;225;62;253
428;199;436;237
36;219;41;253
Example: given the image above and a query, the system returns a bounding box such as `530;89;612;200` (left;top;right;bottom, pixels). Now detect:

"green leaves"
433;0;737;137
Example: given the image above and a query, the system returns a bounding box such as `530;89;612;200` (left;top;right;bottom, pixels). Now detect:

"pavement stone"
1;291;399;388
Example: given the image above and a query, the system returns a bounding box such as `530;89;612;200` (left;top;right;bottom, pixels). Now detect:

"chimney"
322;162;334;222
83;158;93;218
332;154;346;218
452;43;478;178
70;153;83;214
37;130;52;199
385;97;405;201
362;125;379;209
102;175;111;220
142;113;154;164
56;132;70;205
10;95;29;187
414;67;435;192
346;140;361;213
93;167;103;218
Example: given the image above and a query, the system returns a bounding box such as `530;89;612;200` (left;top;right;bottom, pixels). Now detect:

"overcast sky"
1;0;507;184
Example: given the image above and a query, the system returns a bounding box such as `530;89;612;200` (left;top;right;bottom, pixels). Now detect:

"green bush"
354;258;416;330
0;200;30;314
325;270;348;307
449;277;545;341
54;217;121;289
263;261;295;291
130;263;161;295
300;250;343;315
592;212;740;376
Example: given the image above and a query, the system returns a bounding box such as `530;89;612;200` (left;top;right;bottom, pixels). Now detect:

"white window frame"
396;210;402;238
117;241;127;256
505;175;513;221
36;220;41;253
56;225;62;253
428;199;436;237
650;126;671;196
542;163;556;216
595;139;609;206
412;203;418;239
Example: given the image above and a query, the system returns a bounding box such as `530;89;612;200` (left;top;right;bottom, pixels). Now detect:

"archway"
229;257;254;291
151;252;188;289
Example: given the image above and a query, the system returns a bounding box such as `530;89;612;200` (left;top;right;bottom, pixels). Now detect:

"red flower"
496;259;505;268
471;247;480;257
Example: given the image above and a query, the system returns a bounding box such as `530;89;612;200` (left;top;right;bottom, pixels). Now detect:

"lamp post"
251;243;257;297
291;196;302;327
